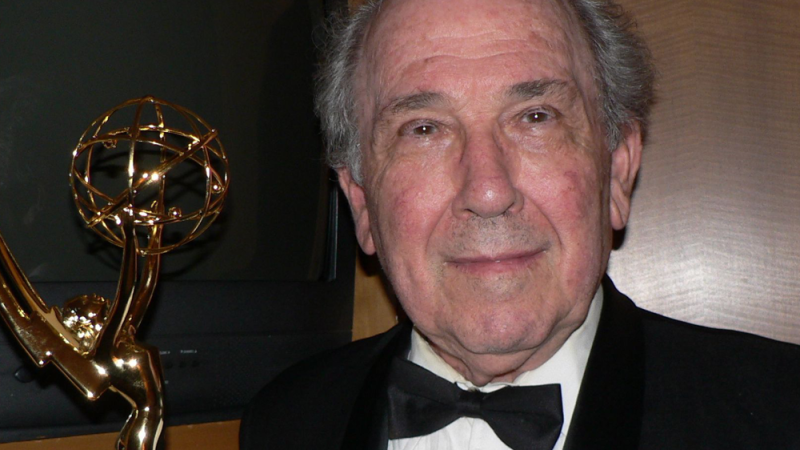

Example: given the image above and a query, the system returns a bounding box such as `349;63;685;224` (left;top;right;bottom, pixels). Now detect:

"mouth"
446;250;544;276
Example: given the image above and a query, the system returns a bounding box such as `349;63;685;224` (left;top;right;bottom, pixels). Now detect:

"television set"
0;0;354;442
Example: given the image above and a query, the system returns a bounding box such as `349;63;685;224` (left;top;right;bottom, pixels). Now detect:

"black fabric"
240;278;800;449
238;322;411;450
563;278;645;450
387;357;563;450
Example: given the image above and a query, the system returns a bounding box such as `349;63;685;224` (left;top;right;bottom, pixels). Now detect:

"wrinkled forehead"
367;0;580;49
356;0;596;109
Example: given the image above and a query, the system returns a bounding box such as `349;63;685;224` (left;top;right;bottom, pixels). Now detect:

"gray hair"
315;0;655;183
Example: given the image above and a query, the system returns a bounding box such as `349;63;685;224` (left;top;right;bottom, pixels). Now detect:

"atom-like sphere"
70;96;229;255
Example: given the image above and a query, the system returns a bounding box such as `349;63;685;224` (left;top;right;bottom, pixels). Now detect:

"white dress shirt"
388;289;603;450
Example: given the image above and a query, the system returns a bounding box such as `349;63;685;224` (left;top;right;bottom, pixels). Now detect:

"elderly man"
241;0;800;448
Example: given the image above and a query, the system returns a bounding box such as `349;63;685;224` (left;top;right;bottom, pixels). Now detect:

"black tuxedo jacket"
240;278;800;449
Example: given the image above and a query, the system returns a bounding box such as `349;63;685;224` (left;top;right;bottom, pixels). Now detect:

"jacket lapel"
563;277;645;450
340;322;412;450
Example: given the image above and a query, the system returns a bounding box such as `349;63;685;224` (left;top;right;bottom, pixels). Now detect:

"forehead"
358;0;593;109
368;0;576;50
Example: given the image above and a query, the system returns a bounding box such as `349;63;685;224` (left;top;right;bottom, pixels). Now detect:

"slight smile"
446;250;545;276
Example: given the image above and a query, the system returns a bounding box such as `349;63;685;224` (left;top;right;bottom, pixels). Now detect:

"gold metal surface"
0;96;229;450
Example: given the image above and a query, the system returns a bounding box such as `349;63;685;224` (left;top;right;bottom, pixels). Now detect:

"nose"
452;133;522;219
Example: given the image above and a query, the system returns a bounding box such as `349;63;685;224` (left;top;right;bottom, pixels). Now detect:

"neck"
428;323;580;386
409;289;603;386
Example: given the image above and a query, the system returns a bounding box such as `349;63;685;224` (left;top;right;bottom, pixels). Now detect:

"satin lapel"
340;322;413;450
563;277;645;450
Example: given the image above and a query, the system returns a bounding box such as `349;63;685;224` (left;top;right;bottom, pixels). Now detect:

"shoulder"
637;308;800;447
639;308;800;377
239;323;409;449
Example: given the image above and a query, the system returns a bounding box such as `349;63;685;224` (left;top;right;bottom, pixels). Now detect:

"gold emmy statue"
0;96;229;450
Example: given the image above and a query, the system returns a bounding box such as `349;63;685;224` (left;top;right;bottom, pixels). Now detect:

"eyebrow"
506;79;572;101
384;91;447;115
372;92;449;139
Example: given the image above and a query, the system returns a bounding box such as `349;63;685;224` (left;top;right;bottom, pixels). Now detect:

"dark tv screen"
0;0;354;442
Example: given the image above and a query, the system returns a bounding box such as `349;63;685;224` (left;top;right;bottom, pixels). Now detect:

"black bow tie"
387;357;563;450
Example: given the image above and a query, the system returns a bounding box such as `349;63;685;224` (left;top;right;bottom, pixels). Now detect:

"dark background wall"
0;1;356;448
0;0;330;284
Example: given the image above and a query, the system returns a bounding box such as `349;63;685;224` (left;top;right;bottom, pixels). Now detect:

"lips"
446;250;544;276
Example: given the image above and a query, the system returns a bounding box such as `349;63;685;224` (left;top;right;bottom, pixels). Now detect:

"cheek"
558;167;603;221
369;166;452;322
552;160;610;283
520;152;604;225
521;153;608;271
371;159;451;259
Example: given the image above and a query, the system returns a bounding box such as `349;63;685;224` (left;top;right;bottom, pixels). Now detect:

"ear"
609;122;643;230
337;168;377;255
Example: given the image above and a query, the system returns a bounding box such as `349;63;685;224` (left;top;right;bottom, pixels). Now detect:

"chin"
455;313;553;355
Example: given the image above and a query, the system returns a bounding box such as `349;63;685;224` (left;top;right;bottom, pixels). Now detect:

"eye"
400;121;439;137
413;124;437;135
521;109;552;124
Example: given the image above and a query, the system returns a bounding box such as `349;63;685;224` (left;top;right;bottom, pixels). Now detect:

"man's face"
340;0;641;380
